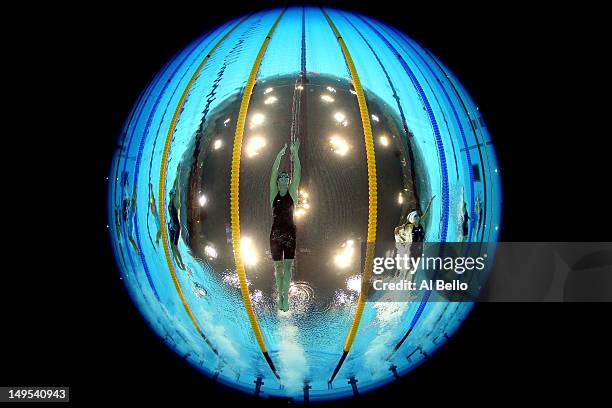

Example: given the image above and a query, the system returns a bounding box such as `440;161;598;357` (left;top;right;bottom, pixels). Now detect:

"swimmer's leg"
281;259;293;311
114;208;122;239
153;216;161;245
273;260;284;309
125;217;140;255
128;235;140;255
171;243;186;270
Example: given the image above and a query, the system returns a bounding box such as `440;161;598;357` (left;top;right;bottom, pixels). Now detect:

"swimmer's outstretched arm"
131;187;137;211
419;195;436;225
289;138;301;202
148;183;158;216
270;144;287;207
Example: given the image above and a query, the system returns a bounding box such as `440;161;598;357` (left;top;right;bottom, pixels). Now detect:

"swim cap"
407;210;418;224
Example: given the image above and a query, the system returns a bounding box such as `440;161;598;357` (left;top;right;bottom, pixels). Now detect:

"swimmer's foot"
175;258;186;270
278;295;284;311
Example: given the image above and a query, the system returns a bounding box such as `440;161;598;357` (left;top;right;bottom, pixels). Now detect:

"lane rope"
158;16;249;357
362;19;457;360
321;7;378;386
229;9;287;380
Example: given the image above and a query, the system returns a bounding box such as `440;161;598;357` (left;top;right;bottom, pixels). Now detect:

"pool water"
108;6;502;402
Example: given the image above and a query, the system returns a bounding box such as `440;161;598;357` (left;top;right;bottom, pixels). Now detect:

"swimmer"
394;195;435;243
121;172;140;255
149;182;162;246
459;187;469;241
114;205;122;241
474;191;483;236
394;196;434;276
269;138;301;312
168;169;186;271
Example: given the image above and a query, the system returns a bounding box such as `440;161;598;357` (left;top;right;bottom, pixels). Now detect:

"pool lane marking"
321;8;378;386
361;18;475;360
115;62;170;302
301;6;307;74
143;22;234;243
342;13;423;210
362;20;468;360
230;8;287;380
365;20;450;242
392;27;475;241
127;30;217;303
361;19;456;359
420;46;488;242
158;16;248;356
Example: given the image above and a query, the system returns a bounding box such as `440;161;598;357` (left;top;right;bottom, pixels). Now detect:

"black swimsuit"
462;207;469;237
168;197;180;246
270;192;296;261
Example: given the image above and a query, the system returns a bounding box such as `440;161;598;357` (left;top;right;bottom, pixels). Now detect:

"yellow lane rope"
321;8;378;384
158;17;248;351
230;9;287;379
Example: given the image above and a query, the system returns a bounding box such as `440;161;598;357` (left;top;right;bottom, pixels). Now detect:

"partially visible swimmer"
114;205;122;241
474;191;483;237
394;196;435;277
121;172;140;255
269;139;301;312
459;186;469;241
395;195;435;244
149;182;162;246
167;168;186;271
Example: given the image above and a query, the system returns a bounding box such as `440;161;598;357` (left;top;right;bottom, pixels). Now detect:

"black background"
4;0;610;405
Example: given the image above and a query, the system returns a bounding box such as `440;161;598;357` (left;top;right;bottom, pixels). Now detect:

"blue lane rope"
357;17;450;242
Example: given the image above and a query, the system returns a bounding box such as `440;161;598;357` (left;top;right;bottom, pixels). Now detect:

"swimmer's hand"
278;144;287;157
290;138;300;155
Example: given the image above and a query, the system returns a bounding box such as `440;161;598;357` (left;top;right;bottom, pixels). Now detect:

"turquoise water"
108;7;502;401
